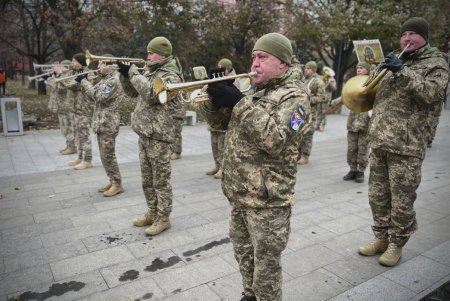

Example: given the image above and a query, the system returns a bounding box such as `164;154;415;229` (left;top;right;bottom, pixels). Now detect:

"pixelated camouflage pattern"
120;57;181;216
97;131;121;184
55;70;75;114
124;57;182;142
230;207;291;301
290;56;305;83
298;73;326;157
171;118;184;154
425;100;444;143
210;131;226;169
347;111;370;132
46;77;59;114
368;45;449;160
368;45;449;248
80;71;122;134
80;70;123;182
203;67;310;208
61;68;95;117
346;110;370;172
58;113;75;148
73;114;92;161
139;138;173;215
369;149;421;247
316;77;337;129
347;131;369;172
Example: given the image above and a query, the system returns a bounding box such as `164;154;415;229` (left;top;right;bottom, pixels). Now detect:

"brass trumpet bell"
341;75;376;112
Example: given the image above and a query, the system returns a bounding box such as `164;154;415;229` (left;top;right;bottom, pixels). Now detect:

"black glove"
117;61;131;78
382;52;404;73
75;74;86;83
207;82;244;109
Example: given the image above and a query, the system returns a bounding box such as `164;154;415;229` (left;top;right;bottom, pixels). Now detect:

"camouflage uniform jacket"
125;58;182;142
60;68;95;117
80;71;122;134
46;75;60;114
305;73;327;105
368;45;449;159
48;72;72;114
347;111;370;132
290;57;305;83
202;67;311;208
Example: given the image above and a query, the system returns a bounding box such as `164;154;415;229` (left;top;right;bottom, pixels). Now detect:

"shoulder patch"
290;104;304;131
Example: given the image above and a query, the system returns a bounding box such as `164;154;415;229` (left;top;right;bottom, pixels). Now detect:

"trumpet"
33;63;71;70
54;69;99;83
154;72;256;104
28;71;54;82
85;50;146;65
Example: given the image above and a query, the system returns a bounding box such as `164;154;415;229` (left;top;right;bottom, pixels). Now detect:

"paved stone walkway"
0;112;449;301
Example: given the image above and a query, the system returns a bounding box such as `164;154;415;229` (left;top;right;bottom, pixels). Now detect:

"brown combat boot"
61;147;77;155
379;243;402;266
69;158;82;166
133;211;158;227
206;167;219;176
74;161;93;170
145;215;171;236
98;182;112;193
103;183;124;197
358;237;389;256
213;169;223;179
59;147;68;154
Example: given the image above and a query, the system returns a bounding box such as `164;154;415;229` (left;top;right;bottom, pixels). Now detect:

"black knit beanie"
400;17;429;41
73;53;87;66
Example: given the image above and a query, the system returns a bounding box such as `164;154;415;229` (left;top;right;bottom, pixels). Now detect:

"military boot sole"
145;223;171;236
103;187;124;197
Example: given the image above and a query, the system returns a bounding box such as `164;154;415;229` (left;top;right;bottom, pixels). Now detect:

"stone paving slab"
0;113;449;300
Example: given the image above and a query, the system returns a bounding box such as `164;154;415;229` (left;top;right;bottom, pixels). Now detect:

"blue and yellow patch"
290;104;305;131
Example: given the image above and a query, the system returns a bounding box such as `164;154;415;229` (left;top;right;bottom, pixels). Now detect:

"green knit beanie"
60;59;71;65
356;62;371;72
253;33;292;65
218;58;233;71
305;61;317;72
400;17;429;41
147;37;172;56
73;53;86;66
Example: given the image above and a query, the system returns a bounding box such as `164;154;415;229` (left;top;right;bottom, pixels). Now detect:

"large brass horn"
342;44;410;112
154;71;256;104
85;50;146;65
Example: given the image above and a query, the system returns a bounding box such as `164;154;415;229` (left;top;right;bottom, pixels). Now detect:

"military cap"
147;37;172;56
253;33;293;65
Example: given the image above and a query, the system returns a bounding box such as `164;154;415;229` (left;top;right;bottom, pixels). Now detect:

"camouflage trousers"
427;114;440;143
139;137;173;216
74;114;92;162
229;206;291;301
210;130;226;169
58;112;75;148
347;130;369;172
368;148;422;247
97;131;121;184
172;118;184;155
299;112;316;158
315;102;328;130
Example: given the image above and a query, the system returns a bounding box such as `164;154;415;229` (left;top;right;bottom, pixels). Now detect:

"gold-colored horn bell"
341;74;380;112
342;44;411;112
85;50;145;65
154;72;256;104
